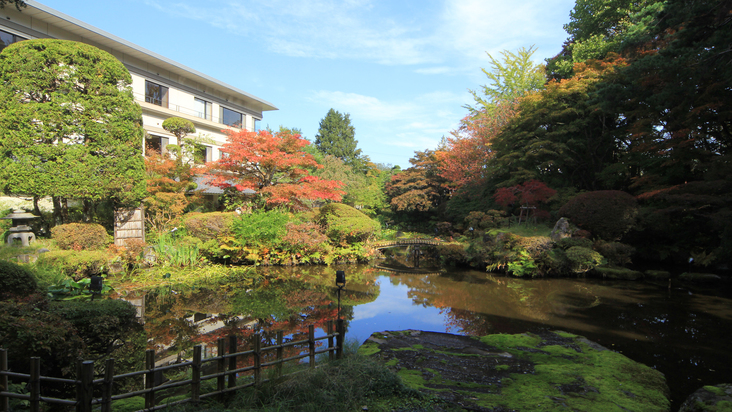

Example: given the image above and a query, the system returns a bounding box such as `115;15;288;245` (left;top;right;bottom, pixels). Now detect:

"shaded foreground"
359;330;670;411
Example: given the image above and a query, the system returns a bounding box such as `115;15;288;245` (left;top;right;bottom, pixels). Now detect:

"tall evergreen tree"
0;39;146;223
315;109;362;166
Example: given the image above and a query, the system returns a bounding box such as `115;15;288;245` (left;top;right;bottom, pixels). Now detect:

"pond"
126;263;732;409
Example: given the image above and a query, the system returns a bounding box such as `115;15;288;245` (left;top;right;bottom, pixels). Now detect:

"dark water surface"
136;264;732;409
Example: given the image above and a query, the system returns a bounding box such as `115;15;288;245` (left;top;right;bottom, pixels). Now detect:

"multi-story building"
0;1;277;164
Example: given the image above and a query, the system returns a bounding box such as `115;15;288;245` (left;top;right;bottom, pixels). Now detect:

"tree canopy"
205;128;344;209
315;109;362;167
0;39;146;223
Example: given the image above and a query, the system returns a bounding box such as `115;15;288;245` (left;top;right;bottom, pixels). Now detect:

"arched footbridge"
368;238;445;268
368;238;444;250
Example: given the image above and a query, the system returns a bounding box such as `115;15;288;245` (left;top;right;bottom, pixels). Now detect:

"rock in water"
359;330;670;411
679;384;732;412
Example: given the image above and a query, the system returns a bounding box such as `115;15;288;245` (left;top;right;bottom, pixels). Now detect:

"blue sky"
39;0;576;169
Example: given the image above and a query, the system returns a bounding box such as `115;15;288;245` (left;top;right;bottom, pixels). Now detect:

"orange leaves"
436;101;518;188
205;128;344;208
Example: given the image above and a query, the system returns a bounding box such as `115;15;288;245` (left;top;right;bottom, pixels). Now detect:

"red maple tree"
436;101;517;188
205;128;344;208
494;180;556;208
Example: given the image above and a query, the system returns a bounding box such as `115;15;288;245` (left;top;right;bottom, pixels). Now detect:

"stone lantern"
2;209;39;247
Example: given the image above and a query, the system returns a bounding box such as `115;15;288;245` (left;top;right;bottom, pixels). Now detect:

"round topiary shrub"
565;246;604;273
51;223;109;250
318;203;380;244
0;260;38;299
181;212;236;241
558;191;638;240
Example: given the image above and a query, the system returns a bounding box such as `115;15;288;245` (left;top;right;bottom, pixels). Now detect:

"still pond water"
130;263;732;409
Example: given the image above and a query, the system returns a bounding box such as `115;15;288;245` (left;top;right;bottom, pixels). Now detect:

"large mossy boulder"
359;330;670;411
679;384;732;412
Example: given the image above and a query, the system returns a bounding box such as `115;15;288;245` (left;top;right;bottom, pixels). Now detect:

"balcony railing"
133;91;243;129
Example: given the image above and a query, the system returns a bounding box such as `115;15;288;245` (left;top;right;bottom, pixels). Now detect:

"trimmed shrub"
318;203;380;244
558;191;638;240
50;299;139;354
281;221;330;255
51;223;109;250
38;250;109;279
565;246;604;273
0;260;38;299
0;295;85;376
556;237;593;250
436;243;469;266
594;241;636;266
181;212;236;241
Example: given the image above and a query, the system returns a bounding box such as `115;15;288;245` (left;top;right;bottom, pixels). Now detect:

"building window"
221;107;242;128
194;98;211;121
254;118;260;132
0;29;27;53
145;135;168;156
192;143;211;164
145;80;169;108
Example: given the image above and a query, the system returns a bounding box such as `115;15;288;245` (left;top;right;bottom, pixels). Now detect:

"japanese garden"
1;0;731;411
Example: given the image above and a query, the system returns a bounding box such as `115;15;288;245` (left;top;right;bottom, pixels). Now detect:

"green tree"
0;0;25;10
315;109;362;167
0;39;146;224
468;46;546;113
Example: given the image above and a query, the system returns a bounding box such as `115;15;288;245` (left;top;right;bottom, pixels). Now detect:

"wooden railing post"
76;361;94;412
101;358;114;412
308;325;315;369
276;331;283;378
191;346;201;405
217;338;226;402
228;335;237;390
144;349;155;410
29;357;40;412
327;321;335;362
336;319;345;360
1;349;8;412
253;334;261;386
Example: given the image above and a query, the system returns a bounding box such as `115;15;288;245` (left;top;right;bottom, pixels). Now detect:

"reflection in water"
132;264;731;408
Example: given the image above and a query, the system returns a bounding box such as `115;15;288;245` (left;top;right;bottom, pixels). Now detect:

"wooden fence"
0;320;345;412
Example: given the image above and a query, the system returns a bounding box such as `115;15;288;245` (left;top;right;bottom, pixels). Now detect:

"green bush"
181;212;236;241
565;246;604;273
556;237;593;250
594;241;636;266
558;191;638;240
50;299;139;354
38;250;109;279
51;223;109;250
0;259;38;299
232;209;290;247
318;203;380;244
0;295;85;376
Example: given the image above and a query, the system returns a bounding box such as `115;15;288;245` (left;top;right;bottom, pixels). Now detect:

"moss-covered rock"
645;270;671;280
679;272;723;283
594;266;644;280
679;384;732;412
362;330;670;411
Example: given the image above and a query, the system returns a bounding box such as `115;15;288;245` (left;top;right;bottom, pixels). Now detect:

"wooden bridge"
368;238;443;250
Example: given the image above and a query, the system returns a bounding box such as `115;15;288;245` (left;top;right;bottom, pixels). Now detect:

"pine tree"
315;109;362;166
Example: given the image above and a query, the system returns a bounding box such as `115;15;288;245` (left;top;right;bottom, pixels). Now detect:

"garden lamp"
90;275;103;301
335;271;346;320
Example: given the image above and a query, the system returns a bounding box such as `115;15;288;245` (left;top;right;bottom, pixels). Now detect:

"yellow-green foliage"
318;203;380;244
181;212;236;241
51;223;109;250
38;250;109;279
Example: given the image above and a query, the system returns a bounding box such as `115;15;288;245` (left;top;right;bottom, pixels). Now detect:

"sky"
37;0;576;169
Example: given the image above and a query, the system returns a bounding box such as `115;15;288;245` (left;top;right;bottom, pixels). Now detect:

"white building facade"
0;1;277;164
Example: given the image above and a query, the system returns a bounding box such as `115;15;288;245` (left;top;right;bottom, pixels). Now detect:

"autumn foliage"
494;180;557;208
206;128;344;208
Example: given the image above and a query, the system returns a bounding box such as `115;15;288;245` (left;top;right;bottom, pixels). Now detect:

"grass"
133;341;449;412
489;223;552;238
